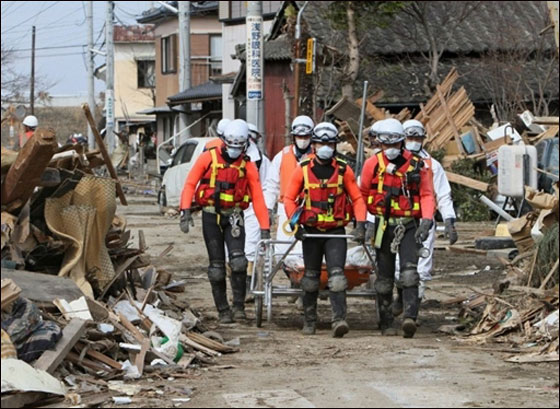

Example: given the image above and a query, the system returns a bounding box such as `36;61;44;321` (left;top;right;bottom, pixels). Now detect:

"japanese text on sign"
246;15;263;100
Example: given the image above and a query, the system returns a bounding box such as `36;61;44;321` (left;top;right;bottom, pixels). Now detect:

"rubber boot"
330;291;349;338
245;275;255;303
302;291;318;335
402;286;420;338
230;272;247;317
392;287;403;317
377;293;397;336
210;280;230;317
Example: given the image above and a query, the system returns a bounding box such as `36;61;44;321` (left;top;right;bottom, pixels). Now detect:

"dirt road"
113;196;558;408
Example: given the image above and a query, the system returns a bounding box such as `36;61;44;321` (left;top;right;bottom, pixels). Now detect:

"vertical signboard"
246;15;263;100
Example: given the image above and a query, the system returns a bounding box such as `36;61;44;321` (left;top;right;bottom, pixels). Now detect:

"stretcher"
249;234;376;327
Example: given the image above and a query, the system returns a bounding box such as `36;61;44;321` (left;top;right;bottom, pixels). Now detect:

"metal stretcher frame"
250;234;377;327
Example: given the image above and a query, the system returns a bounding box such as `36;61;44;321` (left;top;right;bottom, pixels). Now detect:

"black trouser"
202;210;247;313
301;226;348;324
374;220;420;328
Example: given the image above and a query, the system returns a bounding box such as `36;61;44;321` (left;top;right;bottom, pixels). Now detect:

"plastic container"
498;145;537;197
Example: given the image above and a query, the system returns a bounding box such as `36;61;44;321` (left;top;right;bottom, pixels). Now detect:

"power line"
1;1;61;35
14;51;86;59
9;44;87;52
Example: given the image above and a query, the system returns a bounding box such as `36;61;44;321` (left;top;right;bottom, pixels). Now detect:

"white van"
157;137;219;209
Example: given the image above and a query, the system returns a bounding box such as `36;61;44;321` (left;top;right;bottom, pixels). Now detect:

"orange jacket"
283;155;367;223
180;148;270;229
279;146;300;201
19;130;34;149
360;151;435;220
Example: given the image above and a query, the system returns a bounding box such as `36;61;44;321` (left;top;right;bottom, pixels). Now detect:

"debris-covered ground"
108;196;558;408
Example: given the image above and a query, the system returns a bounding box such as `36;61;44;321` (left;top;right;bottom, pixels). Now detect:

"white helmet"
403;119;426;138
311;122;339;143
291;115;314;136
23;115;38;128
376;118;405;144
247;122;261;141
217;118;231;138
223;119;249;149
369;120;383;139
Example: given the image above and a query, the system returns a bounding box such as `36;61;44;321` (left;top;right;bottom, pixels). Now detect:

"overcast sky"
1;1;154;96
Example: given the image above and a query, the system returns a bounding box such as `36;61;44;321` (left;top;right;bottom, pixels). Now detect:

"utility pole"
87;1;96;150
106;1;115;154
30;26;36;115
246;1;265;150
293;1;309;118
178;1;191;144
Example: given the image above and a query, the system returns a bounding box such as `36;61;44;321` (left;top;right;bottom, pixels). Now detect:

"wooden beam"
135;338;150;376
81;103;127;206
1;278;21;310
445;171;489;192
34;318;89;374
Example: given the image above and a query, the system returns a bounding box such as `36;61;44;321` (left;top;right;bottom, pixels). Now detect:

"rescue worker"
284;122;367;337
244;123;271;296
360;118;435;338
205;118;230;150
263;115;314;259
392;119;458;314
179;119;271;323
19;115;38;149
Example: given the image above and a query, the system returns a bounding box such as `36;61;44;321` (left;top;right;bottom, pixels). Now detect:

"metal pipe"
479;195;514;221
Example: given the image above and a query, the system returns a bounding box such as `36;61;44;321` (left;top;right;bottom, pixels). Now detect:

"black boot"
402;286;420;338
302;291;318;335
210;280;232;323
230;272;247;314
376;293;397;336
330;291;349;338
392;287;403;317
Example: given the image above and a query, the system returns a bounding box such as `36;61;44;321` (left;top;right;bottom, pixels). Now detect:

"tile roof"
167;81;222;104
137;1;218;24
114;25;155;43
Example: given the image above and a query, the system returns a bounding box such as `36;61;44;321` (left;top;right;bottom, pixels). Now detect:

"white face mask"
295;137;311;150
226;147;243;159
316;145;334;160
384;148;400;160
405;141;422;152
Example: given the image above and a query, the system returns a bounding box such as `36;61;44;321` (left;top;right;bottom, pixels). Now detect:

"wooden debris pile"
443;187;559;363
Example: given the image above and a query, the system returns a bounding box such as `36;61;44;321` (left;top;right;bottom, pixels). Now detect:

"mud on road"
107;196;559;408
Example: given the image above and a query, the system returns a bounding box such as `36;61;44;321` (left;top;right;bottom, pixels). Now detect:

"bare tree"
477;2;558;120
389;1;481;94
1;43;56;105
322;1;405;100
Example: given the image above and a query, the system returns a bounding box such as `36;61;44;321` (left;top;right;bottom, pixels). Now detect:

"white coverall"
396;149;456;281
263;145;305;261
244;140;271;262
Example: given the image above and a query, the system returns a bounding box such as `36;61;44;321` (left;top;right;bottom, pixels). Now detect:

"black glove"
294;225;307;241
444;218;458;245
260;229;271;240
350;221;366;244
415;218;432;243
179;209;194;234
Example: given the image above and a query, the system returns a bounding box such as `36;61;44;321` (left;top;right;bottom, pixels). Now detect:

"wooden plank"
66;351;110;372
447;246;488;255
179;334;221;357
539;259;559;290
117;313;145;343
135;338;150;376
445;171;489;192
82;103;127;206
1;278;21;310
75;344;123;370
1;269;83;304
34;318;89;374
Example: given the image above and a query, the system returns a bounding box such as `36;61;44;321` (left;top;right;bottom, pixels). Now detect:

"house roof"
167;81;222;104
237;35;292;61
137;1;218;24
114;25;155;43
302;1;556;56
